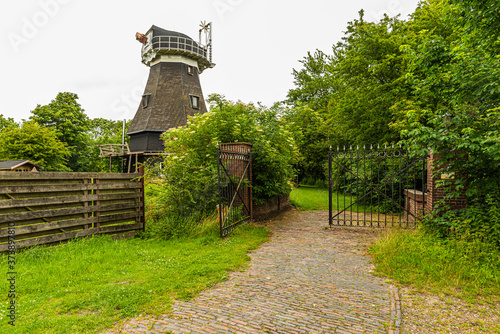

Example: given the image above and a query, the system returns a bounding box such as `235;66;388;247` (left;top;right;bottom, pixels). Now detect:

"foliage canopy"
0;121;70;171
145;94;299;235
30;92;90;171
286;0;500;244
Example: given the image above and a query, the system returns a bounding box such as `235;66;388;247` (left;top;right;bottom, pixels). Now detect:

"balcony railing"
142;36;208;60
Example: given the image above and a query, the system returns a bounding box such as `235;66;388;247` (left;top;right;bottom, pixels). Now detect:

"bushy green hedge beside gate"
144;95;299;238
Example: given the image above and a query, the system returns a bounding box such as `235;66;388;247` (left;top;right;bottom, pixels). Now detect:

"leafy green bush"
442;195;500;248
391;1;500;244
0;121;70;171
144;95;299;239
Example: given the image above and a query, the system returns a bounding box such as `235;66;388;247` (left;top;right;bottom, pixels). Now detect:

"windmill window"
142;94;151;108
190;95;200;109
187;65;194;75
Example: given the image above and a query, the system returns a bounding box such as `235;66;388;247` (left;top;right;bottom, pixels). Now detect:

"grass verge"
369;228;500;302
0;222;270;333
290;185;369;212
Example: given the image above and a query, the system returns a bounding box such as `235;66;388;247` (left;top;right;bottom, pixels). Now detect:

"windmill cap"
148;25;197;43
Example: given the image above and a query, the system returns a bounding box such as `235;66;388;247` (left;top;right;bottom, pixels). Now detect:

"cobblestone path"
109;210;399;333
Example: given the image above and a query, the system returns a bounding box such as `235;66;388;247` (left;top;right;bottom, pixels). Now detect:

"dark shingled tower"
127;24;214;154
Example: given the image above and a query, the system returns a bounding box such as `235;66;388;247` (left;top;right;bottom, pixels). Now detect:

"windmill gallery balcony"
141;35;212;72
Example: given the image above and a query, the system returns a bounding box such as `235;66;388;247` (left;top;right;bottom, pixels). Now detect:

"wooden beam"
0;182;141;194
97;193;141;201
0;218;95;237
0;206;94;223
97;211;140;223
0;172;141;180
0;195;99;209
0;184;96;194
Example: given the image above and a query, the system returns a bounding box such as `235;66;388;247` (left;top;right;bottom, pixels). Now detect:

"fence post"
94;177;100;230
83;178;89;230
139;166;146;233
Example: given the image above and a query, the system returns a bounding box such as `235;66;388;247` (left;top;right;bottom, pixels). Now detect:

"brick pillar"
425;151;467;213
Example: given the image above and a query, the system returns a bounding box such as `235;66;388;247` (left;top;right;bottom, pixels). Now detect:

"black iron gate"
217;143;252;237
328;145;427;228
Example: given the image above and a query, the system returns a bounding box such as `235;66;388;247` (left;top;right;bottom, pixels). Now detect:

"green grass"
290;185;370;211
0;222;270;333
369;228;500;301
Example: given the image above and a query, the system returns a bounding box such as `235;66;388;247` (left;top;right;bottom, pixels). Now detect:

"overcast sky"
1;0;420;123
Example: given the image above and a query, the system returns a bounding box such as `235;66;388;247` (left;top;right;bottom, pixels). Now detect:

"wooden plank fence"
0;172;144;252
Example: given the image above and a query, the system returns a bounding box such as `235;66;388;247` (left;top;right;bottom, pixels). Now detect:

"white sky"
0;0;420;123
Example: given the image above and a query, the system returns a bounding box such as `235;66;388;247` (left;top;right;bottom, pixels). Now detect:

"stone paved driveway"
108;210;399;334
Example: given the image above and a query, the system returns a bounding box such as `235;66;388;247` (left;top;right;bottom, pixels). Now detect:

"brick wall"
404;189;424;219
404;152;467;217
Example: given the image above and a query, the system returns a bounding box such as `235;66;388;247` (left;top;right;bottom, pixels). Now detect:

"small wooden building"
0;160;43;172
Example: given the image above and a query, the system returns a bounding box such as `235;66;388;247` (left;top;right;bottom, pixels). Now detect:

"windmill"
122;22;215;171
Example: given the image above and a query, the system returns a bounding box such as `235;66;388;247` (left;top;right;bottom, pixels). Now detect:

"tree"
30;92;90;171
85;118;130;172
282;105;330;183
450;0;500;53
155;94;299;220
392;0;500;244
286;10;424;182
0;114;16;131
289;11;415;145
0;121;70;171
287;50;336;111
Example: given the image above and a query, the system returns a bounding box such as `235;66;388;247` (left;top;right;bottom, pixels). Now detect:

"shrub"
144;94;299;239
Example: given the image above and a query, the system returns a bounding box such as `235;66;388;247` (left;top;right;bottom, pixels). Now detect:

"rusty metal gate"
217;143;252;237
328;146;427;228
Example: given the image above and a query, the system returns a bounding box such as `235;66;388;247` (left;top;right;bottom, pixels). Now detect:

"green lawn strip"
0;224;270;334
290;185;372;212
368;228;500;302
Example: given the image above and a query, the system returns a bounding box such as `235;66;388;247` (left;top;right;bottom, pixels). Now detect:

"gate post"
216;143;223;237
249;150;253;222
425;151;467;214
328;146;332;226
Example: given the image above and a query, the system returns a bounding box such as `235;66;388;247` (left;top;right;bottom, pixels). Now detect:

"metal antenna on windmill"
199;21;212;63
